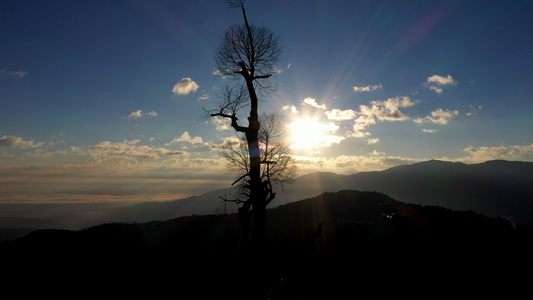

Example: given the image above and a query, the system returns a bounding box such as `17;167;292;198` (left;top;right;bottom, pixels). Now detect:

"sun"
288;118;341;150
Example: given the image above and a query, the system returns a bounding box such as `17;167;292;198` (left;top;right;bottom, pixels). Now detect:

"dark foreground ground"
2;190;532;299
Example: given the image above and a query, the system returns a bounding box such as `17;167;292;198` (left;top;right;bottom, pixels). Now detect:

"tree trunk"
241;71;266;247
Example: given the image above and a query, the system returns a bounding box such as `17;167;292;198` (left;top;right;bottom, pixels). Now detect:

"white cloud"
0;136;44;148
124;110;158;118
167;132;205;145
422;128;437;133
350;115;376;137
370;150;386;156
414;108;459;124
282;105;299;114
344;96;417;138
172;78;199;95
212;116;231;131
424;75;457;94
326;109;356;120
353;83;382;92
368;138;380;144
360;96;415;121
303;97;326;109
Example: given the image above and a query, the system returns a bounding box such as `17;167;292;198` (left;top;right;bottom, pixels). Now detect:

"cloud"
349;115;375;137
9;70;28;78
167;132;205;145
124;110;158;118
274;63;292;74
0;136;44;148
303;97;326;109
424;75;457;94
198;93;209;101
88;139;163;162
345;96;417;138
212;116;231;131
210;136;242;151
325;109;356;120
414;108;459;124
466;105;482;117
291;154;422;175
422;128;437;133
172;78;199;95
368;138;380;144
461;144;533;162
282;105;299;114
360;96;415;121
353;84;382;92
212;69;226;78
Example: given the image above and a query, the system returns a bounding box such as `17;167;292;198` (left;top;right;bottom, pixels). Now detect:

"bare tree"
217;113;295;244
209;0;284;247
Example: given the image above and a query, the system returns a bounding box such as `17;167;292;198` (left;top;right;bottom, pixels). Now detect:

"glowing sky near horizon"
1;0;532;203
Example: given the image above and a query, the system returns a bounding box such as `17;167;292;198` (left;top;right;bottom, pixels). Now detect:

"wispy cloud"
2;69;29;78
414;108;459;124
0;135;44;148
9;70;29;78
198;93;210;101
353;83;382;92
124;110;158;118
274;63;292;74
466;105;482;117
172;78;199;95
424;74;457;94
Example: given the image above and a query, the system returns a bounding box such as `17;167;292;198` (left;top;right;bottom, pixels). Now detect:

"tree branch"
218;195;248;205
210;112;248;133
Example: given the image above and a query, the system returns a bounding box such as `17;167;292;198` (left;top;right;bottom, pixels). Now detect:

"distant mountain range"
1;159;532;236
277;159;533;226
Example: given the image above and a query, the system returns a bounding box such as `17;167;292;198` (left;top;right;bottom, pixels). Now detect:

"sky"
1;0;532;205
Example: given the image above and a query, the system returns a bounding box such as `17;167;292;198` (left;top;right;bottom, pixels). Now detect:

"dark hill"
2;190;531;298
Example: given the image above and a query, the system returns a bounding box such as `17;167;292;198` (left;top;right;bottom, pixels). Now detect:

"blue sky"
1;0;532;204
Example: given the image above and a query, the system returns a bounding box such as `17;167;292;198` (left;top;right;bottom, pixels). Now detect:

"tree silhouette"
217;113;295;244
209;0;283;247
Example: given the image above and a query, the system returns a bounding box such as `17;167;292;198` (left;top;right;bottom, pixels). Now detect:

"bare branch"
219;195;248;205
